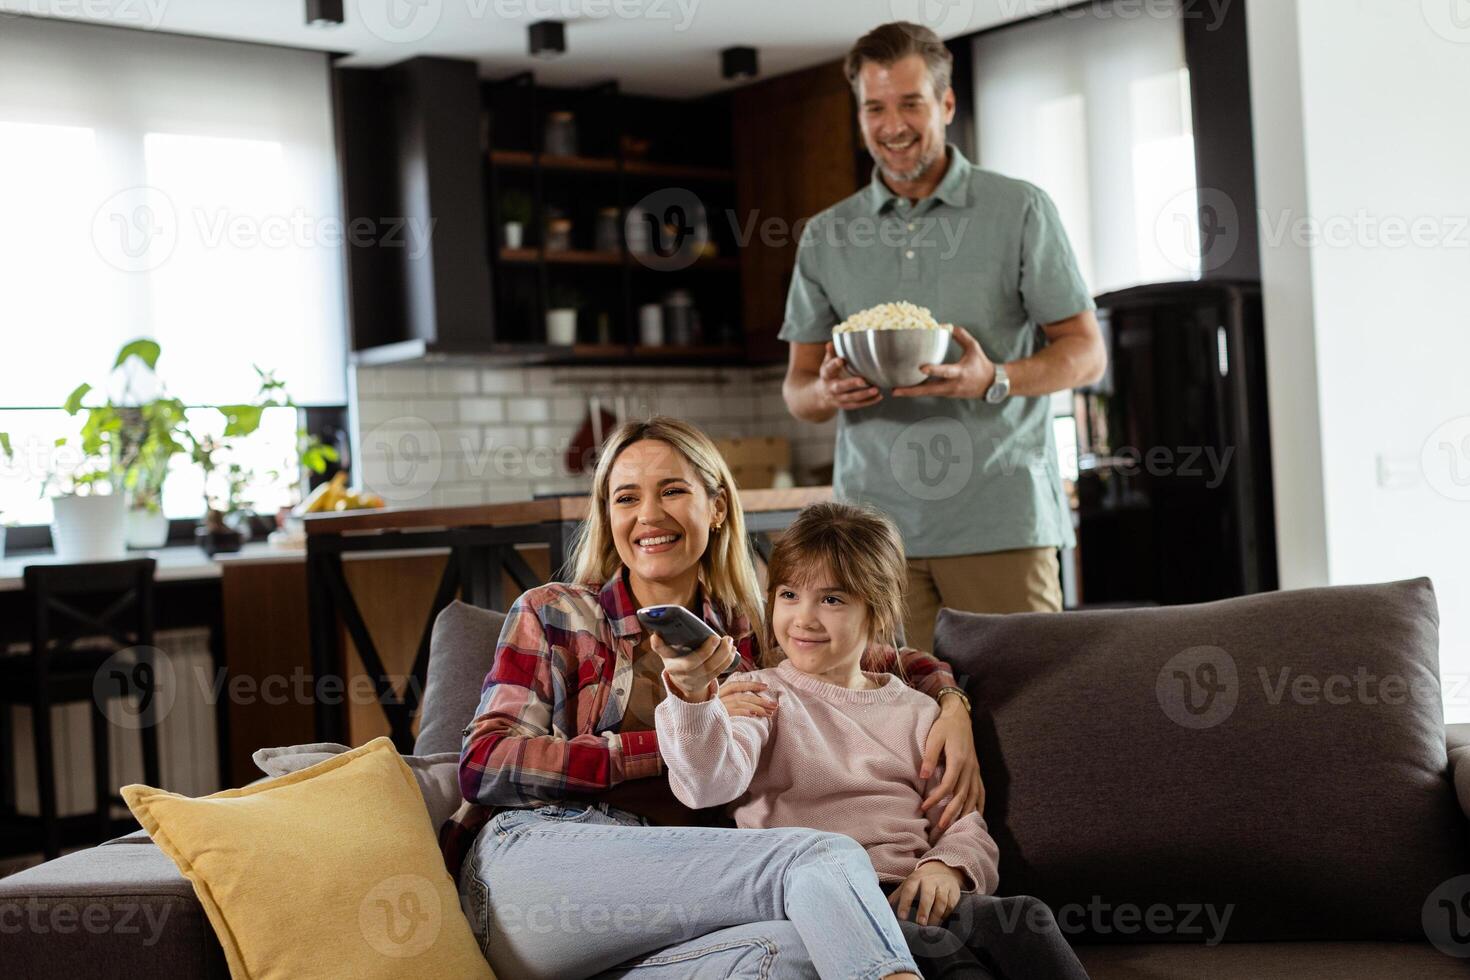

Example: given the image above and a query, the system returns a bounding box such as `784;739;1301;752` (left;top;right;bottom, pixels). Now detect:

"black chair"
0;559;161;861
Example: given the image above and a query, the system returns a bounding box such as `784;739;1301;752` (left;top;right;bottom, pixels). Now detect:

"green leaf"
0;432;11;461
114;338;161;371
64;383;92;415
219;404;264;437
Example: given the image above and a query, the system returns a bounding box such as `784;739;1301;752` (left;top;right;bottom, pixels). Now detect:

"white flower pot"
504;221;524;249
51;493;127;562
0;526;6;560
126;507;171;550
546;308;578;346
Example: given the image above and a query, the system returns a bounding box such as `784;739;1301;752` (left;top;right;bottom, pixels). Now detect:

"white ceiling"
2;0;1072;97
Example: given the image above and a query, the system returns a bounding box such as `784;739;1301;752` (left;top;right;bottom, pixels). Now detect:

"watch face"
986;378;1008;403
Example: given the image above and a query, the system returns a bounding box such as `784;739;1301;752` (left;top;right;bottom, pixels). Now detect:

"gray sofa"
3;578;1468;978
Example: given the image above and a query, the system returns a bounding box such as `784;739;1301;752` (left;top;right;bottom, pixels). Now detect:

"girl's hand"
718;680;778;719
921;701;984;830
890;862;965;926
653;632;735;704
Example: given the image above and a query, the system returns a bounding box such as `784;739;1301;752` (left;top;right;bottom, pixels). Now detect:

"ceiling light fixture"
721;46;758;81
529;21;566;59
305;0;344;27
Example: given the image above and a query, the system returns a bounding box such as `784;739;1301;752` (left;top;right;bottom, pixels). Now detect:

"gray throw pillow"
253;743;461;831
416;601;508;756
934;577;1467;943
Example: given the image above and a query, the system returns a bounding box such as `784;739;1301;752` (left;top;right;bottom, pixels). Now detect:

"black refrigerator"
1074;280;1276;605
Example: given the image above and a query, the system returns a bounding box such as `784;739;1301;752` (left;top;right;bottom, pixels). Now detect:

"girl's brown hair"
761;502;907;672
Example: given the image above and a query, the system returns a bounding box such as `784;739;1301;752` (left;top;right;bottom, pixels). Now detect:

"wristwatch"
984;363;1011;404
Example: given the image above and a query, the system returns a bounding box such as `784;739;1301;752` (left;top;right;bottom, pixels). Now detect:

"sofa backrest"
935;577;1467;945
416;600;507;756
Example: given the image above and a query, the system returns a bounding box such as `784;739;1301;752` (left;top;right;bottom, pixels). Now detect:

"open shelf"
489;149;733;182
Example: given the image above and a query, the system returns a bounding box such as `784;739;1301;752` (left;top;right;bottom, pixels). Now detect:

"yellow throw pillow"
122;736;493;980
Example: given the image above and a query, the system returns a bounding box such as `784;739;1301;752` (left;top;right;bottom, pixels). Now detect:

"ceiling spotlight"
529;20;566;59
305;0;344;27
721;46;758;81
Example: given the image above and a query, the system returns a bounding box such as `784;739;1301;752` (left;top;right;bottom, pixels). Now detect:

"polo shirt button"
907;222;915;231
905;250;915;259
615;687;626;696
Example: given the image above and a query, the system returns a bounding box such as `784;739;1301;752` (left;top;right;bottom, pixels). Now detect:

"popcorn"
832;301;952;334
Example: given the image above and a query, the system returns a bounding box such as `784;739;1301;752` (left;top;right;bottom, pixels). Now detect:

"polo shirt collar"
866;142;972;213
601;566;726;640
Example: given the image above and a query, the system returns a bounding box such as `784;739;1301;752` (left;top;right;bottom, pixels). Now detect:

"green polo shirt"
779;145;1093;558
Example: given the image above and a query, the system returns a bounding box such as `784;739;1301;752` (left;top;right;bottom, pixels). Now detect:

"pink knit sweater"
655;659;1000;892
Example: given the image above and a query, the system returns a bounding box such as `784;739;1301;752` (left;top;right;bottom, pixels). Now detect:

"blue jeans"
458;802;918;980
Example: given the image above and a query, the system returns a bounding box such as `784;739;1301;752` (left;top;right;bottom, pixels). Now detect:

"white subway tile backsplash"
551;397;586;422
508;399;552;423
479;369;525;394
375;367;429;395
429;368;481;395
405;399;460;424
459;398;506;423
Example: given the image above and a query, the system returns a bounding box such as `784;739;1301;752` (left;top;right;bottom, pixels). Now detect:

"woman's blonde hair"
566;416;765;634
761;502;907;670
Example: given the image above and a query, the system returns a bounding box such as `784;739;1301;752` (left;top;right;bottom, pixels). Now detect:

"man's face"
856;53;956;184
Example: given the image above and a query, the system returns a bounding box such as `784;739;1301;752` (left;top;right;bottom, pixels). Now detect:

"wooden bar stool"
0;559;160;861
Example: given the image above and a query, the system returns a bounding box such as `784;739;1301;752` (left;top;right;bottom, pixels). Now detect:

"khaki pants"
902;548;1062;653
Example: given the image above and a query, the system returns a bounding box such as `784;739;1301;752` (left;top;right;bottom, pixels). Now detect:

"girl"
656;502;1088;980
450;418;982;979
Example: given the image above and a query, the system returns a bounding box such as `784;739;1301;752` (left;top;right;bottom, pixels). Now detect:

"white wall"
1248;0;1470;719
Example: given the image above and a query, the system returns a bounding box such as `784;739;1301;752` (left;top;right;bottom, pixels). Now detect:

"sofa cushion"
1079;941;1467;979
253;742;460;831
416;601;506;756
122;736;493;979
0;832;229;978
934;578;1467;943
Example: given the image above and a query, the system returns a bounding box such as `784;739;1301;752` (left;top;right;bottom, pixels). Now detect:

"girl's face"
607;439;725;591
772;564;872;686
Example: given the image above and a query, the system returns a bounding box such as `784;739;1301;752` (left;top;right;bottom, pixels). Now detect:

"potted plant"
501;189;532;249
43;340;173;561
546;283;580;346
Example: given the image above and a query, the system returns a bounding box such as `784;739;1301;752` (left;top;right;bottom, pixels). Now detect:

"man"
781;22;1107;653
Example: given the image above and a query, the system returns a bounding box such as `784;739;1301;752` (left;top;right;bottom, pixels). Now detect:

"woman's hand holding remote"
653;632;735;704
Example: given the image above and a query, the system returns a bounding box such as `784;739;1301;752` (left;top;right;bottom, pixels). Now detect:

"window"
972;0;1201;295
0;17;346;522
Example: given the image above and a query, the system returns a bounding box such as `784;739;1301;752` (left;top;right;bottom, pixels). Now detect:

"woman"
447;417;982;979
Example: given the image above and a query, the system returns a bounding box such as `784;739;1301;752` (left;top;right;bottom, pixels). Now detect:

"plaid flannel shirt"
440;567;958;876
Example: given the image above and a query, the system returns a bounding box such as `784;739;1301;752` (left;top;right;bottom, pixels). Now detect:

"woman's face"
607;439;726;591
772;564;871;684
